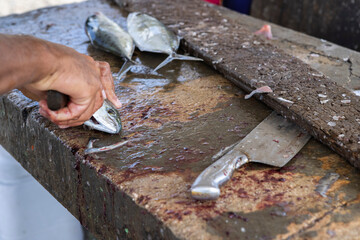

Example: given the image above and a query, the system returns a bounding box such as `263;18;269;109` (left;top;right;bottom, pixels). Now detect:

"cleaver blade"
191;111;311;200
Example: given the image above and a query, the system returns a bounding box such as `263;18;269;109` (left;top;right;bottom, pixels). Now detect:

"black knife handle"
47;90;69;111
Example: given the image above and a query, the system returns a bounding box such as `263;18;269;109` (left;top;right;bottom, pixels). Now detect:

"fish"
84;138;129;154
85;12;135;78
127;12;203;71
47;90;122;134
84;99;122;134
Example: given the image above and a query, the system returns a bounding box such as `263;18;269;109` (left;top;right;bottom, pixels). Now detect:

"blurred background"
206;0;360;52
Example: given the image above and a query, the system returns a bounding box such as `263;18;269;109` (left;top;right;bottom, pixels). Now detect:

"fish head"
84;100;122;134
85;13;102;41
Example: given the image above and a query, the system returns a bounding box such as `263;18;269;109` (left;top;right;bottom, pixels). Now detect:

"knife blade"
191;111;310;200
47;90;122;134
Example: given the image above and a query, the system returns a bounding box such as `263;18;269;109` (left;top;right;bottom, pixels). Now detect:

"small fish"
84;100;122;134
127;12;203;71
85;12;135;78
84;138;129;154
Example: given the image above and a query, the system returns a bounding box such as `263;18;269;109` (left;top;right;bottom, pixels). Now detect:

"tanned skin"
0;34;122;128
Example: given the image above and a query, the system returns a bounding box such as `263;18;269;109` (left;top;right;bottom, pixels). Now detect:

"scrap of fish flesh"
245;86;273;99
254;24;273;40
84;99;122;134
127;12;203;71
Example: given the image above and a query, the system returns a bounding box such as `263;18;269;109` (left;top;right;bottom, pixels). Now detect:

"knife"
47;90;122;134
191;112;310;200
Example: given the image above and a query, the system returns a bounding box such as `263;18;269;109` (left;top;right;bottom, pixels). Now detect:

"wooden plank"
1;0;360;239
116;0;360;169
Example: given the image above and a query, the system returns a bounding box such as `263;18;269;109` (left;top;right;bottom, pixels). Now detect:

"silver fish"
84;100;122;134
84;138;129;154
85;12;136;78
127;12;203;71
85;12;134;60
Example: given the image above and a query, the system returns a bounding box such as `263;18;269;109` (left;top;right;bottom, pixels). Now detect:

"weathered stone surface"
116;0;360;170
1;0;360;239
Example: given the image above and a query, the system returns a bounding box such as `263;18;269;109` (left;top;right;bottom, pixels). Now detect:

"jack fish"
127;12;203;71
85;12;135;77
85;12;134;61
84;99;122;134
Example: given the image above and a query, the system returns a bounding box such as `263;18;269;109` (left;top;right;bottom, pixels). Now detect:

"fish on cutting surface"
84;138;129;154
191;112;310;200
83;99;122;134
85;12;136;78
47;90;122;134
127;12;203;71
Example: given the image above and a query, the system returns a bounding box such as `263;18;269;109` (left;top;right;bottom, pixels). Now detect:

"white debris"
341;99;351;104
310;53;320;57
333;116;340;121
338;134;345;139
277;97;294;104
311;72;324;77
241;42;251;48
318;94;327;98
328;122;336;127
353;90;360;96
320;99;330;104
212;58;223;64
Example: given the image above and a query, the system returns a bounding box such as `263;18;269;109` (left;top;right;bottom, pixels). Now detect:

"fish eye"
107;109;116;115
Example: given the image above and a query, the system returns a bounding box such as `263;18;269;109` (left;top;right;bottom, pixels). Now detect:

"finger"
51;90;103;126
98;61;122;108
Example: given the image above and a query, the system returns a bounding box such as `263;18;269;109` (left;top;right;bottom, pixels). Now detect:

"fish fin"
172;53;203;62
116;60;134;80
154;53;203;71
154;55;174;71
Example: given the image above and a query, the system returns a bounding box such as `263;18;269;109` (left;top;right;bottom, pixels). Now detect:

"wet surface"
1;0;360;239
116;0;360;170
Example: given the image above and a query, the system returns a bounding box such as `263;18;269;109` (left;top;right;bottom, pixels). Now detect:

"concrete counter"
1;0;360;239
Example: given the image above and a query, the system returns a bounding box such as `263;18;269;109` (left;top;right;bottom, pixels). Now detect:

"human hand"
19;41;121;128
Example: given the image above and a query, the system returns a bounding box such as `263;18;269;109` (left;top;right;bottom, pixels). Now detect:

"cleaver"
191;112;310;200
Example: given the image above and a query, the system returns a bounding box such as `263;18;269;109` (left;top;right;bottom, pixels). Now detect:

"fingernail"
59;125;69;129
115;99;122;108
102;90;107;99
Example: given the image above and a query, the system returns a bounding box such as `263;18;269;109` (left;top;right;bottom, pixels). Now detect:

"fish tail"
154;53;203;71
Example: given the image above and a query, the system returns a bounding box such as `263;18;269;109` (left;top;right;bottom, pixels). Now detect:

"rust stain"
117;75;237;130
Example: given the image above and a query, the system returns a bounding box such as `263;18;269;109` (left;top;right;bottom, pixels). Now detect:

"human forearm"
0;34;121;128
0;34;58;94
